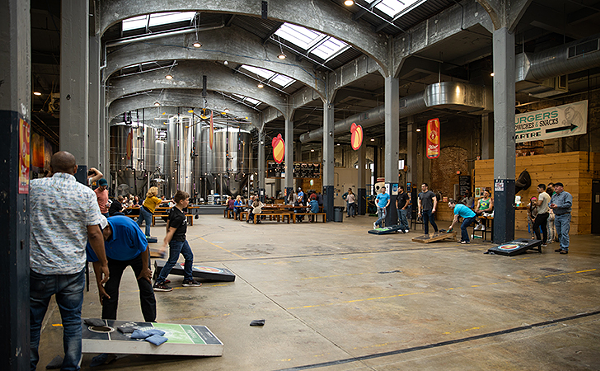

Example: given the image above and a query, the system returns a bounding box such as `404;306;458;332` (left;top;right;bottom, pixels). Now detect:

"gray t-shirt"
537;192;550;214
419;190;436;211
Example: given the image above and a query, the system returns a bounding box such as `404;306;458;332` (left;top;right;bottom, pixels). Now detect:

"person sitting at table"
133;195;140;207
224;196;234;217
294;195;306;222
248;196;264;223
234;195;244;219
308;194;319;222
474;189;494;231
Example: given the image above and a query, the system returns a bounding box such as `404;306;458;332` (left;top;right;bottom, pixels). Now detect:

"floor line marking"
200;237;247;259
275;310;600;371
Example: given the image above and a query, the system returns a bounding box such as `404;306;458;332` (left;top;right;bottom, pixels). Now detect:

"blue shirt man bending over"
87;215;156;322
448;199;477;244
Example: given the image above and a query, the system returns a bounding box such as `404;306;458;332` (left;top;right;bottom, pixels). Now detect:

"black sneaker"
555;248;562;252
153;282;172;292
560;250;568;254
182;279;202;287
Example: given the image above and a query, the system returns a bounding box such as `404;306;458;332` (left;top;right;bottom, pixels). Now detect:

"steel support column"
481;113;493;160
406;116;417;189
0;0;31;368
357;141;366;215
384;76;399;226
60;0;89;183
323;101;335;221
258;129;266;202
88;33;101;170
492;27;516;243
284;117;294;199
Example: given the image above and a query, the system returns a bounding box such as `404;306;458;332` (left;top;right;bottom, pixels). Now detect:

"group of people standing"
527;182;572;254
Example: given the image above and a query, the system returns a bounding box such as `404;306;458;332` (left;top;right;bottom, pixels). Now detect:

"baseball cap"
554;182;563;187
98;178;108;186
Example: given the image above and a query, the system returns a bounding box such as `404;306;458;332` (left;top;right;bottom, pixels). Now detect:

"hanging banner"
350;123;363;150
19;119;31;194
126;129;133;161
426;118;440;159
272;133;285;164
514;100;588;143
209;110;214;150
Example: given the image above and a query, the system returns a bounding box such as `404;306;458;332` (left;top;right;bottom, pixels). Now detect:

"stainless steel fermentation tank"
197;127;251;200
110;124;164;196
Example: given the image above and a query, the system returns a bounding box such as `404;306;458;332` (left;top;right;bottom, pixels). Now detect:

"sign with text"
426;118;440;159
514;100;587;143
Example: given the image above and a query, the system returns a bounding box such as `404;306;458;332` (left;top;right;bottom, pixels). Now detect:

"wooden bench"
152;213;194;226
240;211;249;221
223;209;234;219
290;212;327;223
252;211;291;224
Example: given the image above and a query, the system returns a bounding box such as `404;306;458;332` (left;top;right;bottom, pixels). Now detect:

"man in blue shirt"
550;182;573;254
374;187;390;229
88;215;156;322
448;199;477;244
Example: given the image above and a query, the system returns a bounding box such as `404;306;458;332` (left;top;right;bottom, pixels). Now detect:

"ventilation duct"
300;82;491;143
516;34;600;98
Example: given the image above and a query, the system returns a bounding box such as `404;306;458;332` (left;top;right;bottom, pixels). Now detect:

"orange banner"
426;118;440;159
350;123;363;150
272;134;284;164
19;119;30;194
209;110;214;150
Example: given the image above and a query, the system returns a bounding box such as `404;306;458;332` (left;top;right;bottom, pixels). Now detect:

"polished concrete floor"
36;214;600;370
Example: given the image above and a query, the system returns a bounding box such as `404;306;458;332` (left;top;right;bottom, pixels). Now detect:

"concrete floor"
36;214;600;370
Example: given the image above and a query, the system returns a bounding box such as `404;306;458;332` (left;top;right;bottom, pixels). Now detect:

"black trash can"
334;206;344;222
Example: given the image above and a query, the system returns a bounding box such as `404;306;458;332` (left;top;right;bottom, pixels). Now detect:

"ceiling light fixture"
277;35;286;60
154;101;160;106
224;108;230;113
344;0;354;6
223;60;228;65
416;128;421;132
257;82;264;88
165;73;173;80
490;72;495;77
192;12;202;48
33;91;42;96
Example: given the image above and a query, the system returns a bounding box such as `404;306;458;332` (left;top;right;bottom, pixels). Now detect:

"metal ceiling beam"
99;0;391;75
106;60;287;114
104;25;326;98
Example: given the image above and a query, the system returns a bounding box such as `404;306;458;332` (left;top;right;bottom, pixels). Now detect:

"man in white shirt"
29;151;109;371
533;183;551;246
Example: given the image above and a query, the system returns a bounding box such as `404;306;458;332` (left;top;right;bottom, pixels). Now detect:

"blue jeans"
30;269;85;371
348;203;356;217
375;207;386;228
554;213;571;251
156;240;194;283
461;216;476;242
423;209;438;234
396;208;409;230
137;206;152;236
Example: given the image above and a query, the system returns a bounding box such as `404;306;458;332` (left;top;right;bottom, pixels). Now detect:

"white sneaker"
373;222;377;229
405;229;409;233
480;225;485;231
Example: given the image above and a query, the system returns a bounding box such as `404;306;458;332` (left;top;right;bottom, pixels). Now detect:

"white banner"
514;100;588;143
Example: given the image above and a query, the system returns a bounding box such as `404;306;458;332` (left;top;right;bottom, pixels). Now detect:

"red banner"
19;119;30;194
426;118;440;159
272;134;284;164
350;123;363;150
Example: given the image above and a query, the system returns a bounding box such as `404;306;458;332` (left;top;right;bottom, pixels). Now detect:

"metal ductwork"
300;82;491;143
516;34;600;98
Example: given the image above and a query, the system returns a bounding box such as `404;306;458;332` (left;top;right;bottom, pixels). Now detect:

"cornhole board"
153;260;236;282
368;225;404;235
486;238;542;256
82;319;223;356
412;230;457;243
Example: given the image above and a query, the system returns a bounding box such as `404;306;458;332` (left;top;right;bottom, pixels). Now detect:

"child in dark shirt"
153;190;201;292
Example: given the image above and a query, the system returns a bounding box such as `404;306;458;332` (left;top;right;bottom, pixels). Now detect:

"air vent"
568;39;599;58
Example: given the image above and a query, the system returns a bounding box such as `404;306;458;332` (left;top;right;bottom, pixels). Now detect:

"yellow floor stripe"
200;237;247;259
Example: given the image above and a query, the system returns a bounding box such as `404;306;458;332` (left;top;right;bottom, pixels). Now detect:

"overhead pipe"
300;82;490;143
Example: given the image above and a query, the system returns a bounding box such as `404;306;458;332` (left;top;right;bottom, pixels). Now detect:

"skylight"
122;12;196;31
364;0;424;18
239;65;296;88
274;23;349;61
233;93;261;106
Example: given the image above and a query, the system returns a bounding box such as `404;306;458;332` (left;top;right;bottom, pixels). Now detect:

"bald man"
30;151;109;371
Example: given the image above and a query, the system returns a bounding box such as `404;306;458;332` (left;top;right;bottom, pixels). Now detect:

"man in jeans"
447;199;477;244
30;151;109;371
418;183;438;234
373;187;390;229
550;182;572;254
153;190;202;291
396;185;410;233
533;183;551;247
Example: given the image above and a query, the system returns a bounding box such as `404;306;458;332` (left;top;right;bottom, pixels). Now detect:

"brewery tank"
164;116;194;198
196;126;251;199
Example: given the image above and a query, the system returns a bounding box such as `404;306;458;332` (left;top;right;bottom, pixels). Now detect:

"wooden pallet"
412;231;457;243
